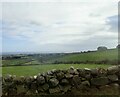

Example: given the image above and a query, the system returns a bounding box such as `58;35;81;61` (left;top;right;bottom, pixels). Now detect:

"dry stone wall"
2;65;120;96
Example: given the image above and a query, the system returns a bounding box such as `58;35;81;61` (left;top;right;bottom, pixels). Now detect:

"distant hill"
2;48;119;66
49;48;119;65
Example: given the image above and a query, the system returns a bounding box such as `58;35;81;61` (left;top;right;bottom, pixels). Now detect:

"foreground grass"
2;64;113;76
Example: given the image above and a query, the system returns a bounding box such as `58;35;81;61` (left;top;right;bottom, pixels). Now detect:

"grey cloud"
36;34;117;53
106;15;118;32
29;21;42;27
89;13;101;17
2;20;43;37
59;33;91;37
2;2;118;53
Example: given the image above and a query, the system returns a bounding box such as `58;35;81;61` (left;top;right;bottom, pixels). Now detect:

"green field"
50;49;118;64
2;58;33;66
2;48;119;67
2;48;119;77
2;64;113;76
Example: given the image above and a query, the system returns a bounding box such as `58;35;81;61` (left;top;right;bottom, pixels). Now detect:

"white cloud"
0;0;119;3
1;1;118;52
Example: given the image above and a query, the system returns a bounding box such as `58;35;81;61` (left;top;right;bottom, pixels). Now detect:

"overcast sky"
0;0;118;53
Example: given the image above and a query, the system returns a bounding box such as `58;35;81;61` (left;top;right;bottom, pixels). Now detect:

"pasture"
2;48;119;77
50;49;119;64
2;64;113;76
2;49;119;66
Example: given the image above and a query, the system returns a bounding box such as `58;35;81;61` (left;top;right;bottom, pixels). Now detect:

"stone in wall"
91;77;109;86
49;78;59;87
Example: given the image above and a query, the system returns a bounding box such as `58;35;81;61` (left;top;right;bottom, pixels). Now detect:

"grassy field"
2;58;33;66
2;48;119;67
2;64;113;76
50;49;118;63
1;48;119;77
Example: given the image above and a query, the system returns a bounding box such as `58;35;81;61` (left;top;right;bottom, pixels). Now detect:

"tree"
97;46;107;51
117;44;120;49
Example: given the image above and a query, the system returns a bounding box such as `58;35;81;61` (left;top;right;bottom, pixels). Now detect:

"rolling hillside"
2;48;119;66
2;48;119;76
50;48;119;65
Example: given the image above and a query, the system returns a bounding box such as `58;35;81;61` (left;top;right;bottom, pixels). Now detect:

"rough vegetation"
2;65;120;96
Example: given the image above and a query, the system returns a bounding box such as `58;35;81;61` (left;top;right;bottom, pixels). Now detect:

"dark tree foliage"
97;46;107;51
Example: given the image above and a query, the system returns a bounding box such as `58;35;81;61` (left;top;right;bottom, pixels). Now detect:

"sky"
0;0;119;53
